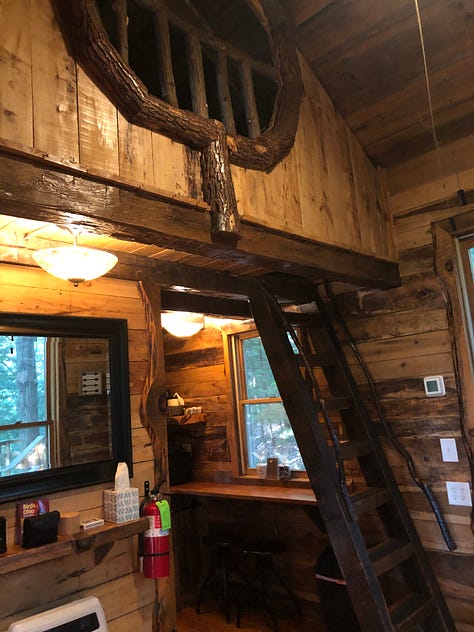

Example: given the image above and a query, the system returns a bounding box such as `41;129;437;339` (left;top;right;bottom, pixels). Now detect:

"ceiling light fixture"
161;311;205;338
32;226;118;287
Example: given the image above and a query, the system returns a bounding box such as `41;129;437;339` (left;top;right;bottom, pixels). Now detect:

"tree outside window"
0;335;50;476
232;330;303;472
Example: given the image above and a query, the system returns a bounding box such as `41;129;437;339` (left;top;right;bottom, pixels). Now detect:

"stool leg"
272;564;303;620
221;552;231;623
260;558;278;632
196;555;219;614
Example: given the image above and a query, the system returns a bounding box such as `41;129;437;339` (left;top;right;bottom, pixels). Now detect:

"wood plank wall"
0;0;391;260
163;131;474;625
328;142;474;629
164;326;329;623
0;264;156;631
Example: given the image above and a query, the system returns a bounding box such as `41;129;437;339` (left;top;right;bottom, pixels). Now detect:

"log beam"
0;149;400;290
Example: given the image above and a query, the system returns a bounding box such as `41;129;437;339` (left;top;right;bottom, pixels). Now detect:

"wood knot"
445;259;454;272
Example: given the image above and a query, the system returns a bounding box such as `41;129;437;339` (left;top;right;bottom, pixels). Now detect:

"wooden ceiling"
290;0;473;168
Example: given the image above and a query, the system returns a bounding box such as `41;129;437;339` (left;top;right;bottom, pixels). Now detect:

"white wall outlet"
446;481;472;506
440;438;459;462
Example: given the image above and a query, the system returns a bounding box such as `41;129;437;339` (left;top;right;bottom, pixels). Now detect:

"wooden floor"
177;605;326;631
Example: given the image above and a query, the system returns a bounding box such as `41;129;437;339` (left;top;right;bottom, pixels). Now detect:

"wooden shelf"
0;517;148;575
167;413;205;426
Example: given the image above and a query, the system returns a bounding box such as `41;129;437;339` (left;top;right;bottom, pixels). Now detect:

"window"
458;234;474;364
230;328;304;474
0;335;51;476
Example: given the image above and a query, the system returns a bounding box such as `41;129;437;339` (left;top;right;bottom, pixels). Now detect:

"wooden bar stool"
236;539;302;631
196;533;247;623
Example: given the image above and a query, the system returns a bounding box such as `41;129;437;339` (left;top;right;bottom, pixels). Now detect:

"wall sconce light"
161;311;205;338
32;227;118;287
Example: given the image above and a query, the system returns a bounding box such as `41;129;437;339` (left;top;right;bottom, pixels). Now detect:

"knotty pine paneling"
0;263;155;630
0;1;391;259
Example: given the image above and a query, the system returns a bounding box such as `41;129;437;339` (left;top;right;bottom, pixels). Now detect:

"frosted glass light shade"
32;245;118;286
161;312;204;337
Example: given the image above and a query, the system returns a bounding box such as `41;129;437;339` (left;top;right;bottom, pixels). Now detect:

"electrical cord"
323;280;456;551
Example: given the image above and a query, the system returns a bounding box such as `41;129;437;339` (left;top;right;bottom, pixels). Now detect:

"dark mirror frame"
0;313;133;503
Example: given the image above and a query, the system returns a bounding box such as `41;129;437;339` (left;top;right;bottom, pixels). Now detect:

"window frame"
226;321;305;478
434;211;474;459
457;234;474;369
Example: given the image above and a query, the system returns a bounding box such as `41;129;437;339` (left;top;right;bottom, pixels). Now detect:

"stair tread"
249;288;454;631
350;487;391;515
390;593;435;630
336;440;372;459
369;538;413;576
296;351;335;367
314;395;353;413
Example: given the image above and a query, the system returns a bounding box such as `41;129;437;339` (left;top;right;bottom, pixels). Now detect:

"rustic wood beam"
161;289;251;318
201;123;240;245
137;281;177;630
104;250;252;299
0;150;400;290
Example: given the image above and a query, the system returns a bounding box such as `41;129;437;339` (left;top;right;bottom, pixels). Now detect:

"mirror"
0;313;132;503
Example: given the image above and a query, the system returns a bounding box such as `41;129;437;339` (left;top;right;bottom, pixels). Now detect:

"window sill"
0;517;148;575
232;474;312;489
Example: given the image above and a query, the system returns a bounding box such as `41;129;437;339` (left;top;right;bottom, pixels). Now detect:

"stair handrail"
322;280;456;551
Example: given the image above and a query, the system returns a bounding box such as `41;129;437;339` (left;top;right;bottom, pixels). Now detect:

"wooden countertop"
168;481;317;505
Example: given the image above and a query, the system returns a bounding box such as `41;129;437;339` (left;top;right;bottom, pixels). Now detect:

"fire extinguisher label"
147;515;160;530
145;528;170;537
145;516;169;536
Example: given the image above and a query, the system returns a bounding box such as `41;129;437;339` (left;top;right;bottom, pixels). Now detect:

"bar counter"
168;481;317;505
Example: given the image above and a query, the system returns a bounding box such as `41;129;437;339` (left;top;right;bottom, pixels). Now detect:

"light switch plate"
440;438;459;462
446;481;472;506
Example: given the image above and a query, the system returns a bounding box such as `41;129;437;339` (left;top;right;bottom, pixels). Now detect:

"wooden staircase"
248;280;455;631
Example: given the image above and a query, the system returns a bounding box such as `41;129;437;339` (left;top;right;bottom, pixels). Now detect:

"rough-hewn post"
138;280;177;632
201;122;240;245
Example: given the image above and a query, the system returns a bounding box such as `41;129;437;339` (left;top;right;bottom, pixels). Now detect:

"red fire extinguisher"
141;488;171;579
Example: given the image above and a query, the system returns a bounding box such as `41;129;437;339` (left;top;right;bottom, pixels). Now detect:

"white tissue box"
103;488;139;523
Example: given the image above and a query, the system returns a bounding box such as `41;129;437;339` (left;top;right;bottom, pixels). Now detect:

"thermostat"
423;375;445;397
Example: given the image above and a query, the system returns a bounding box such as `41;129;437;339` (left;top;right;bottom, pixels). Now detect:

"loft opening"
53;0;303;171
97;0;278;138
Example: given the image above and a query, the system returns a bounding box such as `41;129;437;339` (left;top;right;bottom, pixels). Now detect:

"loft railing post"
186;32;208;118
216;49;236;134
154;7;178;106
240;59;260;138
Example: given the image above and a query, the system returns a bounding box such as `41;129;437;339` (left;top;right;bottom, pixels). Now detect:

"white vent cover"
81;371;103;396
8;596;108;632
